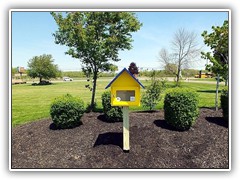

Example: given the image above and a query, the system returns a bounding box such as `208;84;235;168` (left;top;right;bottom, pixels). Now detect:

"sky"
11;10;228;72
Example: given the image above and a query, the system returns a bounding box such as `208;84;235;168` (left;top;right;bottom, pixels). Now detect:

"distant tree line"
61;71;116;78
139;69;200;78
12;66;205;80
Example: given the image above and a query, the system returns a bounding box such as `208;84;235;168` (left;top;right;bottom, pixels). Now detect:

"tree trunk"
225;79;228;86
90;72;98;111
225;73;228;86
215;74;220;111
40;77;42;83
176;66;181;86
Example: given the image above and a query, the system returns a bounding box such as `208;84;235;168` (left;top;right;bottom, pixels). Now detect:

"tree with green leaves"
27;54;61;83
109;64;118;74
201;20;229;86
201;20;229;110
51;12;142;110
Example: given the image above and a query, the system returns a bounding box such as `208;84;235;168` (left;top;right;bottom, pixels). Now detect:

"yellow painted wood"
111;71;139;87
122;106;129;151
108;69;143;107
111;86;140;106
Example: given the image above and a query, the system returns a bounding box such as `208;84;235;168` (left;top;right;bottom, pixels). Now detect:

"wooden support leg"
122;106;129;152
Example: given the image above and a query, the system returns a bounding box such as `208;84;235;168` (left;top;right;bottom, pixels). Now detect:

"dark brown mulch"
11;108;229;169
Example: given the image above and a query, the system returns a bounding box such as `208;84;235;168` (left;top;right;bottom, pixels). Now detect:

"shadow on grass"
199;107;216;109
27;83;57;87
197;90;217;93
31;80;53;86
49;121;82;130
205;117;228;128
153;119;185;132
93;132;123;149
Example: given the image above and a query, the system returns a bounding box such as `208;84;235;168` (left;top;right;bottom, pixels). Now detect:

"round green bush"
50;94;85;129
164;88;199;131
221;87;228;121
101;91;123;122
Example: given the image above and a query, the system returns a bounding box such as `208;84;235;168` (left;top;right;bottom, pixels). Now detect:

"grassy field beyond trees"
12;78;224;127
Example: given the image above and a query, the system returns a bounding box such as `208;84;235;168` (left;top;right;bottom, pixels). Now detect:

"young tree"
159;28;201;85
201;20;229;110
27;54;61;83
51;12;142;110
141;71;164;111
201;20;229;86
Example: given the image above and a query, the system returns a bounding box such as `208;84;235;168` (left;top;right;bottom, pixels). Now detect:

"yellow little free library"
105;68;145;107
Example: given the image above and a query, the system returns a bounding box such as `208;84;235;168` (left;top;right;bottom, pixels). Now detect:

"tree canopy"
201;20;229;85
27;54;61;83
201;20;229;110
51;12;142;109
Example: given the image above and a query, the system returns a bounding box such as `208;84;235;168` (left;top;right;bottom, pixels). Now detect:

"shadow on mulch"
97;114;107;122
205;117;228;128
133;110;160;113
97;114;122;123
93;132;123;149
153;119;183;132
85;108;103;113
49;122;83;130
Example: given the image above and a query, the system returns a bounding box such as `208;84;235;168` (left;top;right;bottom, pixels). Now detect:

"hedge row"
49;87;228;130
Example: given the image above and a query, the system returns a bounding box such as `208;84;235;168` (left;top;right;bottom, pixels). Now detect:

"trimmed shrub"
50;94;85;129
221;87;228;121
164;88;199;131
101;91;123;122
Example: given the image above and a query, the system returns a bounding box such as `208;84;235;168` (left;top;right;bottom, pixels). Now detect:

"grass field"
12;78;225;127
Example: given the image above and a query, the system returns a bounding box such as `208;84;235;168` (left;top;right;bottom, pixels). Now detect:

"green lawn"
12;78;225;127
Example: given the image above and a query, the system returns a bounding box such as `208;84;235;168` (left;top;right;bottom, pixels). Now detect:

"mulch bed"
11;108;229;169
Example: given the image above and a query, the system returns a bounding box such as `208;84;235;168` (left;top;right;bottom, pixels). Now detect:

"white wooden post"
122;106;129;152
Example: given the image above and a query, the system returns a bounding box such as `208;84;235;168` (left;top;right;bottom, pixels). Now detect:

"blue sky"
11;11;228;72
